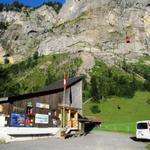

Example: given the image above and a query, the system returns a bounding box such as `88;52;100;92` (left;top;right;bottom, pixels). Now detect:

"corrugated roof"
0;76;82;103
39;76;82;92
78;114;103;123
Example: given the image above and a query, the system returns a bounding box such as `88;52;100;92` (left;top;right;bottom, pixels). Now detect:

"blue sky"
0;0;65;7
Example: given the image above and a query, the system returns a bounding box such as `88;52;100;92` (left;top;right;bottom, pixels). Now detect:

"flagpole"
63;72;67;128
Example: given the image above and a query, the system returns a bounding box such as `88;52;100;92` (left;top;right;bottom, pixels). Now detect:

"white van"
136;120;150;140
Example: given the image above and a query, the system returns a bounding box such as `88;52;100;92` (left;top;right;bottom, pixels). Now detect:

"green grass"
0;140;7;144
95;122;136;134
83;91;150;134
147;144;150;150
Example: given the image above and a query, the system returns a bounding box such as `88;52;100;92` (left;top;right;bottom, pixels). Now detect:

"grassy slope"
83;91;150;134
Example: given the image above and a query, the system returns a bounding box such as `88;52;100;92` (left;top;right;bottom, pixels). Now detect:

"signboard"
0;114;5;127
35;114;49;124
10;113;25;127
27;101;32;107
36;103;49;109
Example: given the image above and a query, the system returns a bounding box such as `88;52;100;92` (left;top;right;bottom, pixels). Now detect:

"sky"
0;0;65;7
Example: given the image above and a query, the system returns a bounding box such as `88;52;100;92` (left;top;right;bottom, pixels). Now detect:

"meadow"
83;91;150;134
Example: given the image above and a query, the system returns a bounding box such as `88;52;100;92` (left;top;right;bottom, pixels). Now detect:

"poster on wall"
35;114;49;124
10;113;25;127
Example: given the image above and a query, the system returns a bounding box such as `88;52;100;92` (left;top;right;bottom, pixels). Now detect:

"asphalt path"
0;131;147;150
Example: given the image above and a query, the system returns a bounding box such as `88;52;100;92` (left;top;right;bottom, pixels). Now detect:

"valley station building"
0;76;84;137
0;76;101;140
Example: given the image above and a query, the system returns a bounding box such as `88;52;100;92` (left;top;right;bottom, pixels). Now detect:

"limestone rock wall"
0;1;150;65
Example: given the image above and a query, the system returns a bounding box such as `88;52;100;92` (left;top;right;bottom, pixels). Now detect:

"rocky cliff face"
0;0;150;66
0;5;57;62
39;0;150;65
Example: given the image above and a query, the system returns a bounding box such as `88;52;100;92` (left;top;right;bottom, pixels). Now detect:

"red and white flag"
64;72;67;91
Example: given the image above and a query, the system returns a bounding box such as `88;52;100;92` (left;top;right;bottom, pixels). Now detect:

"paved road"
0;132;147;150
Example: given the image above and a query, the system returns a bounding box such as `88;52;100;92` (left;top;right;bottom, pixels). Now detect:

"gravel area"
0;131;147;150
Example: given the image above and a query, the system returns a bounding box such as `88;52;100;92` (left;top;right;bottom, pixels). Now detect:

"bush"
144;80;150;91
44;2;62;13
5;1;24;12
91;105;101;114
33;51;38;60
0;3;4;12
91;75;99;100
0;22;8;30
89;61;142;100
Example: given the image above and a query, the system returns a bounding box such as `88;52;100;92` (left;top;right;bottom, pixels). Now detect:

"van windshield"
137;123;148;129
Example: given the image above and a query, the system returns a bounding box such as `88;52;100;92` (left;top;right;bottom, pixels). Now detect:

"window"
137;123;148;129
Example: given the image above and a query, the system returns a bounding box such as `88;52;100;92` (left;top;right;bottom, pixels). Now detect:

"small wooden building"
0;76;82;129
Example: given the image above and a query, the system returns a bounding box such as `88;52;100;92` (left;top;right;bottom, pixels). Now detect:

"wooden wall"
1;92;63;127
0;80;83;128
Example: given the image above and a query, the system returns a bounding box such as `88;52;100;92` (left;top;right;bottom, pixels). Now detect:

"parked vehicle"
136;120;150;140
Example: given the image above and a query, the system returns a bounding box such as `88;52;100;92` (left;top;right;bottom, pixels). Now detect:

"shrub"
91;105;101;114
0;3;4;12
33;51;38;60
0;22;8;30
89;61;142;100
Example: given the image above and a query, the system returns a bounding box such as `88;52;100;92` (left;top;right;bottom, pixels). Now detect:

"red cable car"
125;33;130;43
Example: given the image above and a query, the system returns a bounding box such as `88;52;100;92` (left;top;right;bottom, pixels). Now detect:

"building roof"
78;114;103;123
0;76;82;103
39;76;82;93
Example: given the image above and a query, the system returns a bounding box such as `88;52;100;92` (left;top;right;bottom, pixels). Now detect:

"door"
67;109;78;128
